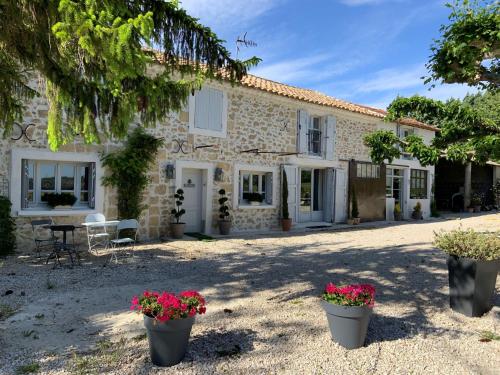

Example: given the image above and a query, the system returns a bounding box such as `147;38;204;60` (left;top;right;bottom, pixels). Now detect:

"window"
189;87;227;137
22;160;95;209
410;169;427;199
386;168;403;198
356;163;380;179
239;171;273;205
308;117;322;155
399;126;415;160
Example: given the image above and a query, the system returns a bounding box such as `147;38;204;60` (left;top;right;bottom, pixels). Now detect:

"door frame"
175;160;214;234
298;167;326;223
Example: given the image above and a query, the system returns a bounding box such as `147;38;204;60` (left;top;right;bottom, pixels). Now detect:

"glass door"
299;169;312;222
299;168;325;222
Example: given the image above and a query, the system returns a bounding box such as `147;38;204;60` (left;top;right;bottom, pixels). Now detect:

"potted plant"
131;290;206;366
170;189;186;239
281;170;292;231
434;229;500;317
411;202;423;220
471;192;482;212
45;192;77;209
218;189;231;235
393;203;402;221
351;188;360;225
466;206;474;213
247;192;264;206
321;283;375;349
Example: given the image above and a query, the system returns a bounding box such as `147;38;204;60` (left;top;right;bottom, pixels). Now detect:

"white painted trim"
175;160;214;234
287;156;341;169
233;163;279;210
10;148;104;217
188;87;228;139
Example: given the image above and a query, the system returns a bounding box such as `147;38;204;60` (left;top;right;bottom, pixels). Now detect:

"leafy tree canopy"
364;94;500;166
0;0;260;150
425;0;499;90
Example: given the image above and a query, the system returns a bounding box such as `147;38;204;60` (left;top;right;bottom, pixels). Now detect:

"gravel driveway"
0;213;499;374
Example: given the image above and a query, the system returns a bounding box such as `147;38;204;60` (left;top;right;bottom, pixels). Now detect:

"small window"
239;171;273;205
356;163;380;179
22;160;95;209
410;169;427;199
308;117;322;155
189;87;227;137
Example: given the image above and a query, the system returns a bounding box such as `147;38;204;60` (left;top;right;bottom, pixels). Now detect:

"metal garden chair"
108;219;139;264
31;219;58;258
84;213;110;254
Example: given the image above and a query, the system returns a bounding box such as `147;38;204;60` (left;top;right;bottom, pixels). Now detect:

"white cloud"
180;0;283;29
356;65;426;93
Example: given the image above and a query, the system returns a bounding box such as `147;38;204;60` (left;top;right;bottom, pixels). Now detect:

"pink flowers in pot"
322;283;375;307
131;290;206;322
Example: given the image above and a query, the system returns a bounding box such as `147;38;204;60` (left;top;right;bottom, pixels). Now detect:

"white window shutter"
265;172;273;204
208;88;223;131
325;115;336;160
21;159;29;209
297;110;309;154
194;89;210;130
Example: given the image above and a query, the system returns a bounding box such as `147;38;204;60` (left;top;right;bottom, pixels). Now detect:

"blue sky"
180;0;478;110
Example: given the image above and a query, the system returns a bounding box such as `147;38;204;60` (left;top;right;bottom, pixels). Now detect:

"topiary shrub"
218;189;230;222
171;189;186;224
434;229;500;261
0;196;16;256
351;187;359;219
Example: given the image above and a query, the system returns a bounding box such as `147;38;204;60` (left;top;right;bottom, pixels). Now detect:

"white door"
334;169;347;223
182;168;203;233
299;168;325;223
282;165;298;223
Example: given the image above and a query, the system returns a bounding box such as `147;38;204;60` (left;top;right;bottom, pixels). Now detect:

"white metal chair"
84;213;110;254
108;219;139;264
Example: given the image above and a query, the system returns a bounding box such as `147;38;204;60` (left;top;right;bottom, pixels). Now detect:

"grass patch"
131;333;147;342
479;330;500;342
0;303;15;320
289;299;303;305
15;363;40;374
68;338;127;374
185;232;216;242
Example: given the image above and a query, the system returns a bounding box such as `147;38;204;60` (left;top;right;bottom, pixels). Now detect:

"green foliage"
394;203;401;214
282;170;289;220
431;199;440;217
351;187;359;218
0;1;260;150
44;192;77;208
492;179;500;206
434;228;500;260
0;196;16;256
171;189;185;224
363;130;401;164
425;1;499;90
101;128;163;219
463;91;500;125
471;191;483;205
218;189;230;221
413;202;422;212
15;363;40;375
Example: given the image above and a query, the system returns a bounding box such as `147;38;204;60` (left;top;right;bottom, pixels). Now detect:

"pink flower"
325;283;336;294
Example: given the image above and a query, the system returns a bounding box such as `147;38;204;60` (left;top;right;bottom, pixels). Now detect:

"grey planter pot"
219;220;231;235
321;301;372;349
170;223;185;239
143;315;195;367
447;256;500;317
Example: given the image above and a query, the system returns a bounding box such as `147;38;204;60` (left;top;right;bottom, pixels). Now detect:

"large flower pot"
321;301;372;349
281;218;292;231
144;315;195;367
170;223;185;239
447;256;500;317
219;220;231;235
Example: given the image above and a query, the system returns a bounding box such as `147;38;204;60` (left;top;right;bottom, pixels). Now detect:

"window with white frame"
386;168;403;198
189;87;227;137
308;117;322;155
239;171;273;205
22;160;96;209
356;163;380;179
410;169;428;199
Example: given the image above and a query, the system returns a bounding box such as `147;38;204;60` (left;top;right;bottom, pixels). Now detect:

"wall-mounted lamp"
214;167;224;182
165;164;175;179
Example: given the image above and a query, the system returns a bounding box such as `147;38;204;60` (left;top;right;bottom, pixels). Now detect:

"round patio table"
47;224;81;268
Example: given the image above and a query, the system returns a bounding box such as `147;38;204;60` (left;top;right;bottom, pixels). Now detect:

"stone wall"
1;73;414;253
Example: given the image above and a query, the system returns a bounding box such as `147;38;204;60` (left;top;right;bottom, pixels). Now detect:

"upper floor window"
22;160;95;209
410;169;428;199
308;117;322;155
297;110;336;160
399;126;415;160
189;87;228;138
356;163;380;179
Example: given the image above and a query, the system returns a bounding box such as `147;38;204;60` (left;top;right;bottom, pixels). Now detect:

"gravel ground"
0;213;499;375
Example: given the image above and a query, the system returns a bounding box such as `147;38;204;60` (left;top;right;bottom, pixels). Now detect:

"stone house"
0;69;437;251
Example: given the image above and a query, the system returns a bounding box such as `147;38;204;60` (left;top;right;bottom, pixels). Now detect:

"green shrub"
430;199;440;217
0;196;16;256
171;189;185;224
434;229;500;261
218;189;230;221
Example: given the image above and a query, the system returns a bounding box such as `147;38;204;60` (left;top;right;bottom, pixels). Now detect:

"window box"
233;164;278;210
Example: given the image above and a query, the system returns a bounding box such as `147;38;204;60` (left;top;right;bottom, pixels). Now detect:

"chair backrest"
31;219;54;240
85;213;106;223
117;219;139;239
31;219;53;230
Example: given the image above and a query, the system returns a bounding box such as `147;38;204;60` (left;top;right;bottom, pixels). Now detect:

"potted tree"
45;192;77;210
351;188;360;225
131;290;206;366
434;229;500;317
394;203;402;221
471;193;482;212
218;189;231;235
281;170;292;231
411;202;423;220
170;189;186;239
247;192;264;206
321;283;375;349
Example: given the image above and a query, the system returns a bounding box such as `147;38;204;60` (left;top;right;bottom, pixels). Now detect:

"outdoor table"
46;224;81;268
81;220;120;228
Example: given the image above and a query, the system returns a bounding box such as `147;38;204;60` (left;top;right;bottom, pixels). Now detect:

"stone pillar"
464;161;472;209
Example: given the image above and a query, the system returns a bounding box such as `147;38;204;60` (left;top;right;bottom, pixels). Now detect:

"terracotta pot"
353;217;361;225
473;205;481;213
282;218;292;231
170;223;185;239
467;207;474;213
347;219;354;225
219;220;231;235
